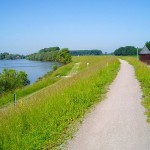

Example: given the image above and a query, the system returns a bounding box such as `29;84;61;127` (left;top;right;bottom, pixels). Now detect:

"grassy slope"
0;62;74;107
121;57;150;122
0;56;120;150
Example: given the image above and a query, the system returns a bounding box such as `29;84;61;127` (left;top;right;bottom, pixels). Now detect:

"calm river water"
0;59;61;84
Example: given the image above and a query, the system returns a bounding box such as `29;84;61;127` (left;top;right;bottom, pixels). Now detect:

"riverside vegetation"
0;56;120;149
0;46;72;106
0;53;25;60
27;47;71;64
122;57;150;122
0;62;74;107
0;69;30;95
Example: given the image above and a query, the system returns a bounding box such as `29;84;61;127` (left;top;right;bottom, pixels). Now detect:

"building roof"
139;45;150;54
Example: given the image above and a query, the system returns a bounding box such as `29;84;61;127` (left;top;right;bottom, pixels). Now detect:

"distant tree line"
27;47;72;64
114;46;141;56
0;52;25;60
70;50;103;56
0;69;30;94
39;46;60;53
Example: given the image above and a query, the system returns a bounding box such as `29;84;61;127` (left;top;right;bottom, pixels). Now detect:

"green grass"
121;57;150;122
0;62;74;107
0;56;120;150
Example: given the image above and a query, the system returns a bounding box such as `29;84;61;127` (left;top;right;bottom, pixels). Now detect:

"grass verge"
121;57;150;122
0;56;120;149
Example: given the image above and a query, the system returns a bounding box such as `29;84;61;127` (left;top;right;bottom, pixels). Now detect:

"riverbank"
0;59;61;84
0;62;74;107
0;56;119;149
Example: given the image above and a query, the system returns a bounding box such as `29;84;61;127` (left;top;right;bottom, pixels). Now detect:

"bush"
0;69;30;94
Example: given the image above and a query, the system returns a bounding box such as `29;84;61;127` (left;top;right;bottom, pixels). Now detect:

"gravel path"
66;59;150;150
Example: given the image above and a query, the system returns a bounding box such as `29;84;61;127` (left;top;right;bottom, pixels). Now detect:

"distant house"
16;56;20;59
139;45;150;64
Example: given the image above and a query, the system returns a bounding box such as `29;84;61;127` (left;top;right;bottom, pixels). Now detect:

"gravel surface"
66;59;150;150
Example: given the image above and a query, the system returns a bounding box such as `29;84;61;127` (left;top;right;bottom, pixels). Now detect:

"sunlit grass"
0;56;120;149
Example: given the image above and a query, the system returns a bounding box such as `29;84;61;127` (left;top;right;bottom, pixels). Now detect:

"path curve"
66;59;150;150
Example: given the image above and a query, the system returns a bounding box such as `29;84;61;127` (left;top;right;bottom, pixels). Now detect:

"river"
0;59;61;84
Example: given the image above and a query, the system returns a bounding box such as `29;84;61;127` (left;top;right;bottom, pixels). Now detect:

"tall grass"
121;57;150;122
0;56;120;149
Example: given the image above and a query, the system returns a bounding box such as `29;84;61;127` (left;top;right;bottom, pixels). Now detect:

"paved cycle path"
66;59;150;150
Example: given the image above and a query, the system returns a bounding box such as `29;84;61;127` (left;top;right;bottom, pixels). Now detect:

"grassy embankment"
0;62;74;107
0;56;120;150
122;57;150;122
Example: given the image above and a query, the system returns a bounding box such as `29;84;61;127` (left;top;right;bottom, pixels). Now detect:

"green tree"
146;41;150;50
0;69;30;94
17;71;30;86
57;48;72;64
0;53;25;60
39;47;60;53
27;47;72;64
114;46;138;56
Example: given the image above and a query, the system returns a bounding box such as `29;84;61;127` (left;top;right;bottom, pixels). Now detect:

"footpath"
66;59;150;150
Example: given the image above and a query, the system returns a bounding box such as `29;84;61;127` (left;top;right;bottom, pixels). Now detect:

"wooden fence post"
14;93;16;106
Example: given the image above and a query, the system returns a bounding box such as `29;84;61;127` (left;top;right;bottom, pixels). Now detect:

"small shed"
139;45;150;64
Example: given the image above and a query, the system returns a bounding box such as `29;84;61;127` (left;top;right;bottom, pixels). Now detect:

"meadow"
122;57;150;122
0;56;120;149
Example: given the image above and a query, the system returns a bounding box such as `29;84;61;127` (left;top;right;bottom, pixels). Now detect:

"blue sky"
0;0;150;54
